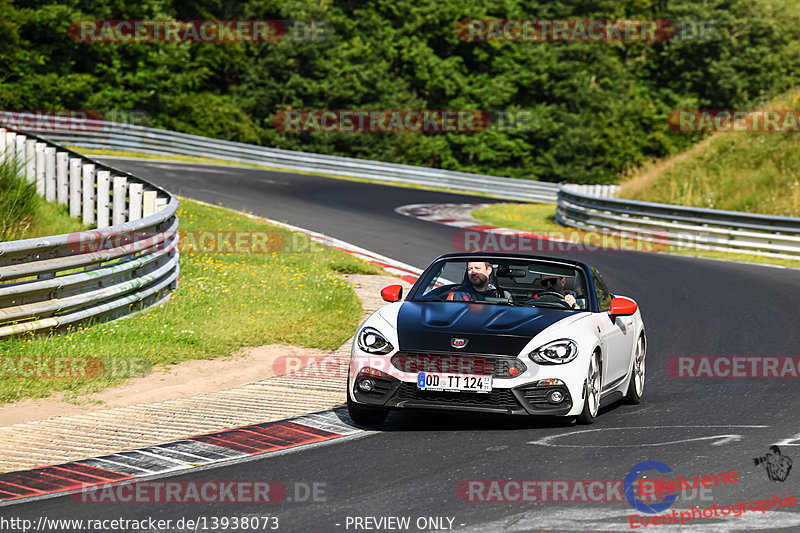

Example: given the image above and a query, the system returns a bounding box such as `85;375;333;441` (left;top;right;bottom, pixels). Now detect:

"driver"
446;261;506;301
539;275;581;309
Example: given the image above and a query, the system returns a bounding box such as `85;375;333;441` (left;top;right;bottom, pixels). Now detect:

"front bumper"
351;369;574;416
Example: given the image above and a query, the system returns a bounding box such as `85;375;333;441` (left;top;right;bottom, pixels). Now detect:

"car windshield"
412;258;589;310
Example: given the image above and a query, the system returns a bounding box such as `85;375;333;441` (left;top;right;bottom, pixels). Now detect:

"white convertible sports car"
347;253;646;425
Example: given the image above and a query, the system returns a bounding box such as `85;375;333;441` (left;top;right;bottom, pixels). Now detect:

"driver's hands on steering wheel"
563;294;578;308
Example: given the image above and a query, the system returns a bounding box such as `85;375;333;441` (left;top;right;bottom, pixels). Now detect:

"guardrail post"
96;170;111;228
129;183;143;221
45;146;56;201
142;190;157;217
25;138;36;182
35;142;46;196
15;134;25;166
56;152;68;205
0;128;5;161
69;158;82;218
82;163;96;225
112;176;127;225
3;131;15;163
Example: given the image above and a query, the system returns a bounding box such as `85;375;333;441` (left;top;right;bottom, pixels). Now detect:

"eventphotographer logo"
625;461;678;514
625;461;738;515
754;446;793;482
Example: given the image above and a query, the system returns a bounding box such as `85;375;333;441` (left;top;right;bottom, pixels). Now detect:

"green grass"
473;203;800;269
0;159;88;241
618;88;800;216
0;197;381;405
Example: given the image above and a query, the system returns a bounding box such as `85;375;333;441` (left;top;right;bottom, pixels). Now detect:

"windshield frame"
408;253;598;312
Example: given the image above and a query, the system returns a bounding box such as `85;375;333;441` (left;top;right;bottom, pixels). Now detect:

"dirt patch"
0;343;333;426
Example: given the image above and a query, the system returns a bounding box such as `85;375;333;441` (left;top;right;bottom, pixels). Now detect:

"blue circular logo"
624;460;677;514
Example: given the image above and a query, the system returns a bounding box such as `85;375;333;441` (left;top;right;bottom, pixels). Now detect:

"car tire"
577;350;601;425
623;334;646;405
347;395;389;426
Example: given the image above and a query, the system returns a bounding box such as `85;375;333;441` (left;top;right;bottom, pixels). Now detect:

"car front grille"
391;352;526;379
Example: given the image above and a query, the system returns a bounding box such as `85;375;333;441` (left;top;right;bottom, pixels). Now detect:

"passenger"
539;275;580;309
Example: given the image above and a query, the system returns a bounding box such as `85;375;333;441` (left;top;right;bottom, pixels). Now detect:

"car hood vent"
396;301;568;356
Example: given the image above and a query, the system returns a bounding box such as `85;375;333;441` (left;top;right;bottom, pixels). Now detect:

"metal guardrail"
556;184;800;260
39;120;619;202
0;128;179;338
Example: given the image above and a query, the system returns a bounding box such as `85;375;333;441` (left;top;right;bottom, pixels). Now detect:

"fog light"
358;378;375;392
508;367;520;376
548;390;564;403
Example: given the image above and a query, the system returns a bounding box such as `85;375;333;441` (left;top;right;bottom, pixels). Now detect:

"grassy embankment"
618;90;800;215
0;159;88;241
0;161;379;404
473;90;800;269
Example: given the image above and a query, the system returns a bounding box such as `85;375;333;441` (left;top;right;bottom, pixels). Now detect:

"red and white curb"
395;203;576;246
395;203;492;228
0;409;362;504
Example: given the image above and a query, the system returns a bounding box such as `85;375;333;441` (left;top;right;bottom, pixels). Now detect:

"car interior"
420;260;589;310
494;263;588;309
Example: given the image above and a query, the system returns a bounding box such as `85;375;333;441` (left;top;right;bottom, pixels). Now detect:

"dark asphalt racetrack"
3;158;800;532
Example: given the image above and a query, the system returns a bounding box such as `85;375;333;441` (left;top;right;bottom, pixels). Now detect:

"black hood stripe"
397;301;570;356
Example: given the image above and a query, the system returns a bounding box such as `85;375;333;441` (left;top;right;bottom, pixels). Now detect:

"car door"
590;267;634;388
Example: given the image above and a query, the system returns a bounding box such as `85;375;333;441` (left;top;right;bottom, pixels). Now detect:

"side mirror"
609;296;637;317
380;284;403;302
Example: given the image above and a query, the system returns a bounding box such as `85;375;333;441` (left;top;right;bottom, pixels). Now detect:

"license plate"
417;372;492;393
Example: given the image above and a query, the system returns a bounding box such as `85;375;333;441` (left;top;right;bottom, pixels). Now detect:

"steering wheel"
423;284;464;301
531;291;573;309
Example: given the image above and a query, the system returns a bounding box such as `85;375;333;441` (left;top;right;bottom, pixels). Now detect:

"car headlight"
529;339;579;365
357;327;394;354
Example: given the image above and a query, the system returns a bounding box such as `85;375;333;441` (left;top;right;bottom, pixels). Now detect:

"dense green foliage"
2;0;800;183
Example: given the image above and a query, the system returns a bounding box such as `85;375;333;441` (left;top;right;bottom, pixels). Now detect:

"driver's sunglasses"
540;278;559;286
